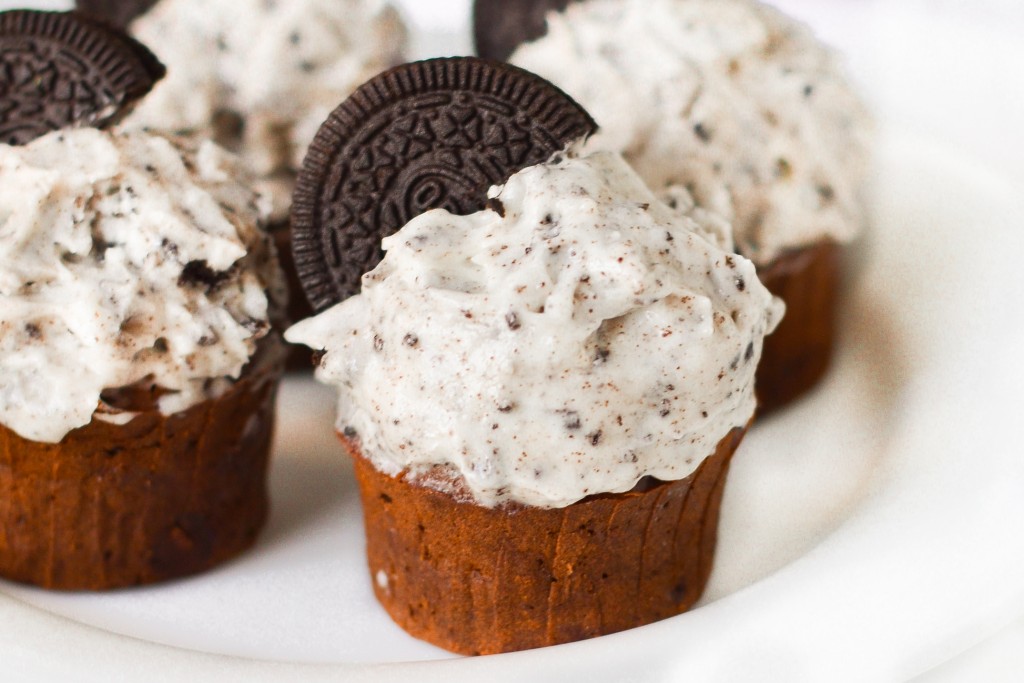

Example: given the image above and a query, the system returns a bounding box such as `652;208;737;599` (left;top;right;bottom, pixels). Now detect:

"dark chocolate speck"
486;197;506;217
179;260;230;291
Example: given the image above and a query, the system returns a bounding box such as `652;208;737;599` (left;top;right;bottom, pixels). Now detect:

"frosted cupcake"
288;139;781;652
0;126;285;590
0;10;285;590
479;0;873;411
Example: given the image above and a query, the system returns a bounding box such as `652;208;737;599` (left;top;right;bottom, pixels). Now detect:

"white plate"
3;1;1024;681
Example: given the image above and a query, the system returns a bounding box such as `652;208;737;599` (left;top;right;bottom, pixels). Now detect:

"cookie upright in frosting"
291;57;597;310
286;57;780;652
0;9;164;145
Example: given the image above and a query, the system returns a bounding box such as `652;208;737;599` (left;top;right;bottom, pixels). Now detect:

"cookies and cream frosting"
287;149;782;509
129;0;408;221
510;0;873;265
0;127;282;443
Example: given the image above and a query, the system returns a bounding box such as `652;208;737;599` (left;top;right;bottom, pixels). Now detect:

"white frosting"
287;150;782;509
0;128;281;443
129;0;408;221
510;0;873;265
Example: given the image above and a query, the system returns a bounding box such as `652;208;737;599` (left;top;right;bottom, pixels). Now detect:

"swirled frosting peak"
130;0;408;220
0;127;280;443
287;149;782;508
510;0;873;265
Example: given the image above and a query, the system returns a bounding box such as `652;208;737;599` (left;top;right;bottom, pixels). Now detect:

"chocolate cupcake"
480;0;873;411
285;58;781;654
0;11;285;590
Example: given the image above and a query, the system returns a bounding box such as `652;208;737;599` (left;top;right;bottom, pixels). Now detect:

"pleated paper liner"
0;339;284;591
346;425;747;655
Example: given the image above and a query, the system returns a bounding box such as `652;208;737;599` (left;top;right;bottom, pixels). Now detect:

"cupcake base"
755;240;842;414
346;426;746;655
0;345;282;591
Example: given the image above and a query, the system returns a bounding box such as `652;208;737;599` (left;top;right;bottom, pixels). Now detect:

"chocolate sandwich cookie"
474;0;576;62
291;56;597;311
76;0;160;29
0;10;165;146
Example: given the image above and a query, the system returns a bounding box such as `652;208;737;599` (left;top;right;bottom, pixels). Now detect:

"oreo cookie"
474;0;576;62
291;57;598;312
76;0;160;29
0;10;165;146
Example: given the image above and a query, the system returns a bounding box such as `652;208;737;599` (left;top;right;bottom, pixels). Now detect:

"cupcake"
0;11;285;590
478;0;873;411
84;0;410;362
285;58;781;654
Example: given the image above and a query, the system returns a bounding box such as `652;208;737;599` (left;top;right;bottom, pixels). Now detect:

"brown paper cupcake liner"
0;340;284;591
756;240;842;414
346;425;747;655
